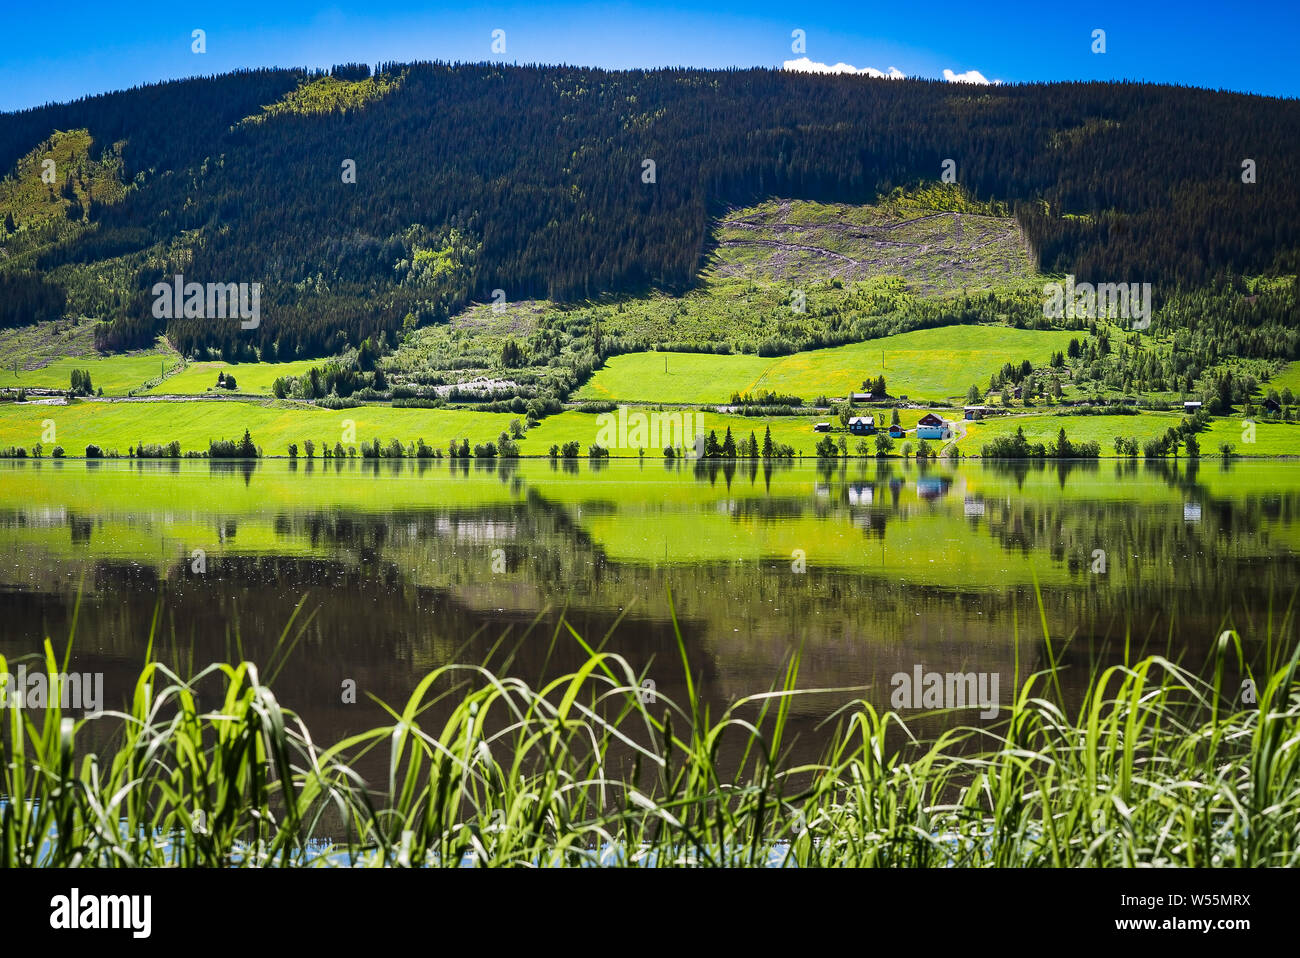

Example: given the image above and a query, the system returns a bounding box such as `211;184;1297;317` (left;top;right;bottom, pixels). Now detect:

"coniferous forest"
1;61;1298;359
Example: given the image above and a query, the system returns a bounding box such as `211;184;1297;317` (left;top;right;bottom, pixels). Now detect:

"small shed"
1183;401;1203;413
888;424;905;439
813;422;832;433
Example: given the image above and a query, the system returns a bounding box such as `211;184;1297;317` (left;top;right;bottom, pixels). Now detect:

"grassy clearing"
4;604;1296;867
0;400;518;456
578;326;1080;404
710;195;1032;292
143;359;326;395
1265;361;1300;396
0;353;177;396
1203;417;1300;457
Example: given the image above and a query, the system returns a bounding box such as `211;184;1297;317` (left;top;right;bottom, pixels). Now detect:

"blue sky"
2;0;1297;112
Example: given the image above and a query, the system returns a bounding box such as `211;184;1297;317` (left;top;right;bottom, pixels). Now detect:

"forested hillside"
1;61;1298;359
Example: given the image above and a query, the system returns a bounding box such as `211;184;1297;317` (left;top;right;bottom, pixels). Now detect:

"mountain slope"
1;62;1298;360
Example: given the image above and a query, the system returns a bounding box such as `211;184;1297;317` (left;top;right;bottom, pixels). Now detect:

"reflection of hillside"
2;459;1298;774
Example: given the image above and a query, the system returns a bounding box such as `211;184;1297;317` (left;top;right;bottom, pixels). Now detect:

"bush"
588;444;610;459
52;445;65;458
85;444;104;459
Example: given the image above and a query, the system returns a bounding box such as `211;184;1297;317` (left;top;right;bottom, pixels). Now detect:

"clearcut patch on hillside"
708;196;1036;294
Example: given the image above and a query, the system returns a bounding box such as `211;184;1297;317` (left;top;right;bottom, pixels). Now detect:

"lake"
1;456;1297;769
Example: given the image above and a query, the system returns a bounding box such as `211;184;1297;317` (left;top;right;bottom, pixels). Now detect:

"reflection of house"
1184;502;1202;522
915;413;952;440
964;496;985;517
888;424;906;439
847;483;873;506
813;422;832;432
848;416;875;435
916;476;951;501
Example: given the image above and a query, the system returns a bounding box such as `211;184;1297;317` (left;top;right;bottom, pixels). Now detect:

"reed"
2;596;1297;867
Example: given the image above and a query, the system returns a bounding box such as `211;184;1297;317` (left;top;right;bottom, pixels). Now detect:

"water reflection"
0;458;1296;773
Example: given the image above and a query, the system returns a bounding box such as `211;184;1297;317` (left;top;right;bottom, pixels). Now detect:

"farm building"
848;416;876;435
851;392;873;402
1264;397;1282;413
1184;401;1203;413
963;406;992;420
888;424;906;439
915;413;952;441
813;422;832;433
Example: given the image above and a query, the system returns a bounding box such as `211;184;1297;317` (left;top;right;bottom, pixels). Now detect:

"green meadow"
957;411;1184;454
0;353;176;396
0;399;518;456
1266;361;1300;396
526;408;951;457
577;326;1081;404
144;358;326;395
960;410;1300;457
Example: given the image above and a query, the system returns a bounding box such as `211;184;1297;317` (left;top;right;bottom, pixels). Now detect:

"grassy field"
144;359;326;395
0;353;177;396
1265;361;1300;396
957;411;1186;455
10;398;1292;459
577;326;1081;404
0;400;518;456
960;410;1300;457
1203;416;1300;456
526;408;953;457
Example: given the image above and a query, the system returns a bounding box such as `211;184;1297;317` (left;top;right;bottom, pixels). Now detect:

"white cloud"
942;68;1002;85
783;57;905;79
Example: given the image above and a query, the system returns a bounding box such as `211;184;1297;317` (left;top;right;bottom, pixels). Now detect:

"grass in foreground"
2;596;1297;867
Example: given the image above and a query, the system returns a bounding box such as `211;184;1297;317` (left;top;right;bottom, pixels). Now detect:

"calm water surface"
1;457;1297;765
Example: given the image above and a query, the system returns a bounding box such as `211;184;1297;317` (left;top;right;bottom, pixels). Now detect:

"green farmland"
0;400;518;456
144;359;326;395
577;326;1081;404
0;353;176;396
